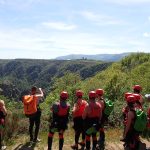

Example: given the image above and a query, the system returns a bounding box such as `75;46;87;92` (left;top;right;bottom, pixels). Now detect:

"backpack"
86;124;97;135
104;99;114;116
134;109;147;132
23;95;37;118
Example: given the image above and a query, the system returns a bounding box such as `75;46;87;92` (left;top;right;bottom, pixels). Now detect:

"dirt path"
7;129;150;150
10;141;150;150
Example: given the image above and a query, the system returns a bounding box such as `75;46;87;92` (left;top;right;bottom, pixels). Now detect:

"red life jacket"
88;102;101;118
57;103;70;117
73;100;87;118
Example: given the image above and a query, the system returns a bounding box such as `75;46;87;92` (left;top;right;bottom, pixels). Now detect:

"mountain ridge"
55;53;131;61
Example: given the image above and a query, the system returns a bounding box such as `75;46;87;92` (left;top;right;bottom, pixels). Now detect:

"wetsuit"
48;101;70;150
124;109;140;150
83;101;101;150
72;99;87;148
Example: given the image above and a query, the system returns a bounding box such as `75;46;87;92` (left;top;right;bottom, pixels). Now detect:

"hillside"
0;59;111;100
79;52;150;100
2;53;150;150
55;53;131;61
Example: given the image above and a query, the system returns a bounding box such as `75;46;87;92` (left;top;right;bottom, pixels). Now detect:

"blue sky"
0;0;150;59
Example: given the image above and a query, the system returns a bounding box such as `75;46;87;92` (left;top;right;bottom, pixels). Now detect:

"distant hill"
0;59;111;100
55;53;131;61
79;52;150;101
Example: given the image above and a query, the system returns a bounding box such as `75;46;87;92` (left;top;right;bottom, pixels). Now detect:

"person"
95;88;106;149
133;85;144;105
122;92;132;127
71;90;87;150
0;100;7;150
27;86;44;142
120;95;140;150
48;91;70;150
82;91;102;150
132;93;143;110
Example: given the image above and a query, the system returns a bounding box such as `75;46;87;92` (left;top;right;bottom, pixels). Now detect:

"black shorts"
50;116;68;132
84;117;99;132
73;117;84;131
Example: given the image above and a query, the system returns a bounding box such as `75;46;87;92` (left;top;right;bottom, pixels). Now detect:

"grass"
6;125;123;150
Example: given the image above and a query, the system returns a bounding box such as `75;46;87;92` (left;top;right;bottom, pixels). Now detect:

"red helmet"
76;90;83;97
126;95;136;103
133;85;142;91
89;91;96;99
132;94;140;101
96;89;104;96
60;91;68;99
124;92;132;100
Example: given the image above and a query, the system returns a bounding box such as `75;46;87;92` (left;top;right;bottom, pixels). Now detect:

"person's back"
51;100;70;129
83;91;102;150
133;85;144;105
121;95;140;150
25;86;44;143
95;89;106;149
71;90;87;149
48;91;70;150
72;99;87;118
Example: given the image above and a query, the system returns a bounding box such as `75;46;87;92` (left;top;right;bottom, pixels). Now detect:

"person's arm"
36;88;44;99
123;111;134;138
2;105;7;116
82;105;88;120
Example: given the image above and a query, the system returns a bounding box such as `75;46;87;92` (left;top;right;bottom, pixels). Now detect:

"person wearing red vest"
82;91;102;150
122;92;132;127
132;93;143;110
120;95;140;150
95;88;106;149
71;90;87;149
133;85;144;105
48;91;70;150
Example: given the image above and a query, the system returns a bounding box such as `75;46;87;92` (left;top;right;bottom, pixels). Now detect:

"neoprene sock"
48;137;53;150
59;138;64;150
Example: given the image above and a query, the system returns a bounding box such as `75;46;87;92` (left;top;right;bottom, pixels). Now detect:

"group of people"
48;89;108;150
0;85;150;150
47;85;150;150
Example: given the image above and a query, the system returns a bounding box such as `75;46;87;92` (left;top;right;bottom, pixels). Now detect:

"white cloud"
143;32;150;37
105;0;150;5
80;11;124;25
0;24;149;59
42;22;77;31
